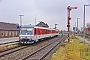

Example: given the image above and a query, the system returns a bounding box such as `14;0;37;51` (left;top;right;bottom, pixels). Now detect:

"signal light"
67;25;70;27
68;22;70;24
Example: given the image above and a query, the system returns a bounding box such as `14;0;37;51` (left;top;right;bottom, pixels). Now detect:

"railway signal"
67;6;77;42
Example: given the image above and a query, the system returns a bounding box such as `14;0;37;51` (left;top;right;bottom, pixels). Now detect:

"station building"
36;21;49;28
0;22;19;38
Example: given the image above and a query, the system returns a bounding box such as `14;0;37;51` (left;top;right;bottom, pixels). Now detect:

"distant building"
36;21;49;28
0;22;19;38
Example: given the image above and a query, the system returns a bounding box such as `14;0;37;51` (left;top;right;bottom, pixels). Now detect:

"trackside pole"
67;6;77;42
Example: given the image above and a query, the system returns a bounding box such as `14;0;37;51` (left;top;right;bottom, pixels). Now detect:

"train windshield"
20;28;33;35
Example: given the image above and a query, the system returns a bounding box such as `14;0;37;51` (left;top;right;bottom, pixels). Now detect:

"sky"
0;0;90;31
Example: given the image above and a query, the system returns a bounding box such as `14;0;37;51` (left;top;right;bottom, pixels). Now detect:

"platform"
0;37;19;44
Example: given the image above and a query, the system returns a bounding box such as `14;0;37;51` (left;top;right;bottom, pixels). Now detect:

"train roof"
21;25;34;28
21;25;49;29
21;25;59;30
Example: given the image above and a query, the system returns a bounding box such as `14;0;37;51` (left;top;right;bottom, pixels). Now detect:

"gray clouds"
0;0;90;30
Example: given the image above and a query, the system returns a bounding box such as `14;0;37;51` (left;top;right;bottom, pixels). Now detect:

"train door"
34;28;39;42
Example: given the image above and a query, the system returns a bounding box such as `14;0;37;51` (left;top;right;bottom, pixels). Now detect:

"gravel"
0;36;60;60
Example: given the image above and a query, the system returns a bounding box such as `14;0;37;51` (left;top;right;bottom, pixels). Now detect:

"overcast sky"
0;0;90;31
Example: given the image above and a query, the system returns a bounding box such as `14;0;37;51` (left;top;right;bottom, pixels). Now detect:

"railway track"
22;35;66;60
0;35;66;60
0;38;53;57
0;41;19;45
85;34;90;38
0;38;52;58
0;41;19;52
78;34;90;39
0;45;28;57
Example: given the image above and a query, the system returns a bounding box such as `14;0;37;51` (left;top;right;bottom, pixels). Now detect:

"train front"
19;25;35;44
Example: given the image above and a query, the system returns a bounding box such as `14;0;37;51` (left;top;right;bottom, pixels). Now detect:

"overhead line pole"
35;14;36;25
83;4;90;42
75;22;76;36
77;18;80;35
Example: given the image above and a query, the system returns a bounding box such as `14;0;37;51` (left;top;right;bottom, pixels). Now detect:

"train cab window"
20;28;33;35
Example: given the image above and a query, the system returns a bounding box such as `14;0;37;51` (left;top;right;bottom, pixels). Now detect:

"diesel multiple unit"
19;25;59;44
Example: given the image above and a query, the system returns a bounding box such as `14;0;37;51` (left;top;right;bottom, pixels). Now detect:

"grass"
51;35;90;60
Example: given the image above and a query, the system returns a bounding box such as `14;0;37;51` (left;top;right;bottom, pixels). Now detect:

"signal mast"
67;6;77;42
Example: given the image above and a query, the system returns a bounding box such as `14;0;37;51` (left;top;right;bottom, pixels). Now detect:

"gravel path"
76;36;90;44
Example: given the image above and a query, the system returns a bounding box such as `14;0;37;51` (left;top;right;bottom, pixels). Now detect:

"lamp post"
19;15;24;26
19;15;24;35
75;22;76;36
77;18;80;35
73;25;75;36
83;4;90;42
35;14;36;25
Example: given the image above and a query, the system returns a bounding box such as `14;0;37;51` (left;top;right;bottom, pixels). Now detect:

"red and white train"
19;25;59;44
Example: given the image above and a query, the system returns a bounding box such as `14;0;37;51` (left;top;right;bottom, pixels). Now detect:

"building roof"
36;21;49;28
0;22;19;30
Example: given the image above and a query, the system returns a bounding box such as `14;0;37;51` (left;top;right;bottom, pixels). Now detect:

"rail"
22;36;66;60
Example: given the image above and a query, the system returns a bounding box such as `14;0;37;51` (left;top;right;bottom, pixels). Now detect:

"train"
19;25;59;44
